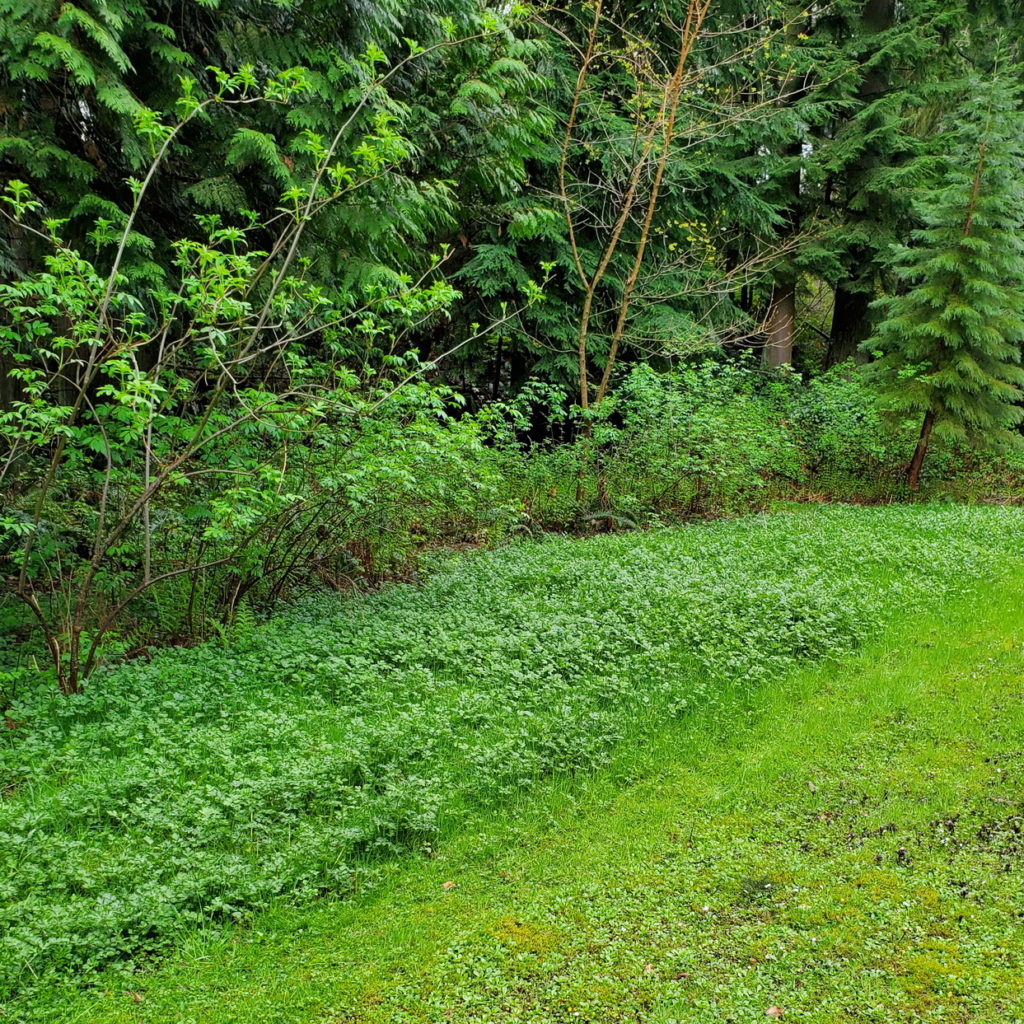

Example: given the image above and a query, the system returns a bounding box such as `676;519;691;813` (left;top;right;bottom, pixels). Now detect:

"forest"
2;1;1024;1021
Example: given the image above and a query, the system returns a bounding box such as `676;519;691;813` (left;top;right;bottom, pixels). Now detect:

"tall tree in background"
456;0;834;400
864;65;1024;489
813;0;1017;370
819;0;898;368
0;0;548;294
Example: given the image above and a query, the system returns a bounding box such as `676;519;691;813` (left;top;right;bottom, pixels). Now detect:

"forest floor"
56;548;1024;1023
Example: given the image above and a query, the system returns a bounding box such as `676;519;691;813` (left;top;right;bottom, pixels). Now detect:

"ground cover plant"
59;551;1024;1024
1;504;1022;1017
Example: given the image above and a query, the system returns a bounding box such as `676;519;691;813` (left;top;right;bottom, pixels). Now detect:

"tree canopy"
3;0;1024;691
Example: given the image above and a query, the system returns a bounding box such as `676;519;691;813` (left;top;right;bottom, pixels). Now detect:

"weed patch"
0;505;1021;1010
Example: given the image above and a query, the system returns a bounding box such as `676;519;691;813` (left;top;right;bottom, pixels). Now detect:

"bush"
607;360;804;510
5;350;1020;698
485;359;924;528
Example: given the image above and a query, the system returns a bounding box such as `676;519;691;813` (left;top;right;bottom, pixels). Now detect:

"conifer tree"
814;0;967;369
864;66;1024;489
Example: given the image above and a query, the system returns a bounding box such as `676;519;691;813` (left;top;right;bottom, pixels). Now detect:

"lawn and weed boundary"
2;505;1023;1020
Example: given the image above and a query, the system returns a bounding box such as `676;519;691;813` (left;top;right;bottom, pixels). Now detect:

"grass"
3;504;1024;1020
52;547;1024;1024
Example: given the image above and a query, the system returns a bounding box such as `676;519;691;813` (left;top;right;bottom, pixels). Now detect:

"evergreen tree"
811;0;1022;370
864;67;1024;488
812;0;963;368
0;0;545;291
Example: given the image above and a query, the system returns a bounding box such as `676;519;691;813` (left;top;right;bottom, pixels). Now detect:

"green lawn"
41;520;1024;1023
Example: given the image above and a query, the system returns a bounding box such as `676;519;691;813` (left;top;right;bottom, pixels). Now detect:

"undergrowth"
0;505;1021;1009
5;359;1024;694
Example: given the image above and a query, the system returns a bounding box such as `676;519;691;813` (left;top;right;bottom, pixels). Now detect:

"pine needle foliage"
865;66;1024;483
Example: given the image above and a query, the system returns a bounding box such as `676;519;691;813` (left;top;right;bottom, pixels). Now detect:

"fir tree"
864;67;1024;489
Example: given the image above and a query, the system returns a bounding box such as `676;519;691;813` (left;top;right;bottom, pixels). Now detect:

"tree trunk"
761;16;806;369
825;283;871;368
491;336;503;400
908;409;935;490
764;279;796;367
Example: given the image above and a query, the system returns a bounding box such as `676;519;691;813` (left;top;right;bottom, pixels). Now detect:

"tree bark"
764;279;796;367
491;336;503;400
825;284;872;368
908;409;935;490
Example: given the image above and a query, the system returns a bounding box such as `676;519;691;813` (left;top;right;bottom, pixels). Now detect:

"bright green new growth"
866;66;1024;485
1;505;1021;1015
